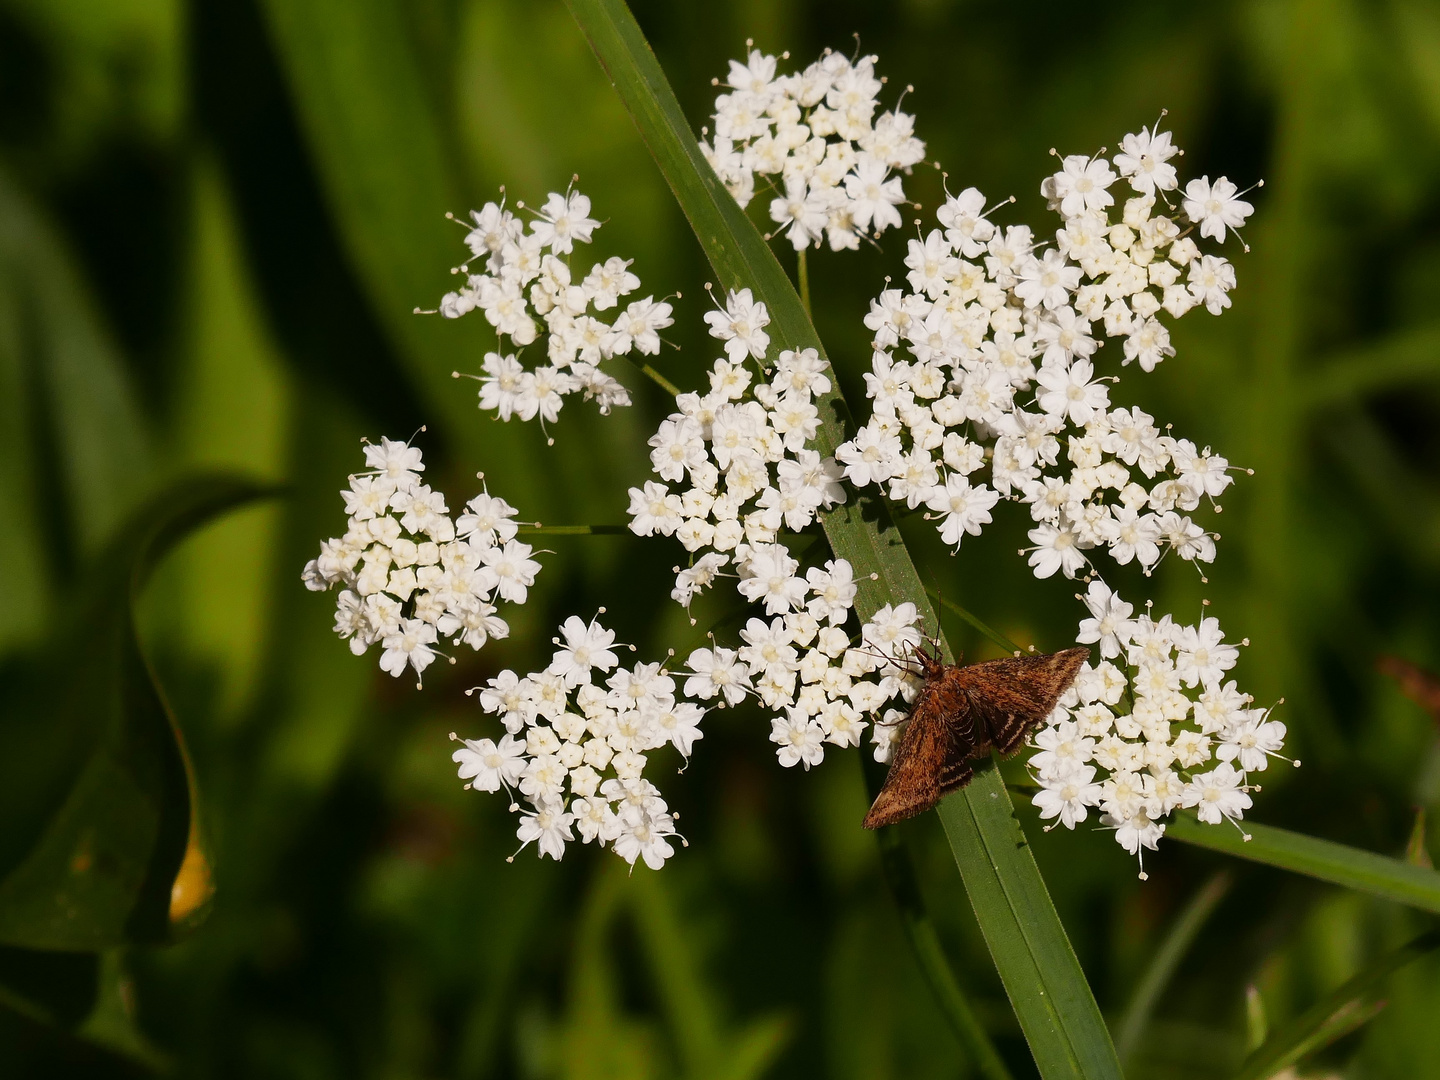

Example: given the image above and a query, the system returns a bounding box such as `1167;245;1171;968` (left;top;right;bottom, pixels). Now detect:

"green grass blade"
1301;321;1440;410
256;0;475;424
257;0;566;519
563;4;1123;1077
1231;930;1440;1080
928;588;1023;656
628;870;723;1077
717;1015;793;1080
629;870;793;1080
1114;870;1232;1065
865;759;1014;1080
935;776;1121;1080
1406;809;1432;868
0;475;274;949
1166;815;1440;915
1245;986;1268;1054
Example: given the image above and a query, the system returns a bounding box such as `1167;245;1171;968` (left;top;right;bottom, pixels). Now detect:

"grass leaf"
1232;930;1440;1080
1166;814;1440;915
865;757;1014;1080
562;3;1123;1077
0;475;273;949
1114;870;1232;1065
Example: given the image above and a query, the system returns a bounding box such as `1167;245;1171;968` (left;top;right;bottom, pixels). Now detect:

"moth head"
913;638;947;681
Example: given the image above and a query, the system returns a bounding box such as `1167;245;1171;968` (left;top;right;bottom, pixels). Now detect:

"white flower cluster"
687;587;928;771
700;47;925;252
1030;582;1291;872
451;616;705;869
302;438;540;683
834;125;1255;581
628;288;926;769
435;187;675;429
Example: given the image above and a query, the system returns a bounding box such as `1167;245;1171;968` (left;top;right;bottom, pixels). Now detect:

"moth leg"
855;638;925;675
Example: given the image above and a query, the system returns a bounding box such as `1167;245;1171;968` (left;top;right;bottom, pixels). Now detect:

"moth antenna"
854;638;925;674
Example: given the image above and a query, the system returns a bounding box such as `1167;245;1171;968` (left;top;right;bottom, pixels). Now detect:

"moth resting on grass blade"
863;645;1090;829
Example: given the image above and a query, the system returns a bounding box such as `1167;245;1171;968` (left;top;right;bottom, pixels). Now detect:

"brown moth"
862;644;1090;829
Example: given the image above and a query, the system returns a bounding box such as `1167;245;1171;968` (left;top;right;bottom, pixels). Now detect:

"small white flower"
1046;154;1118;218
1182;763;1252;824
531;190;599;254
805;559;859;625
482;540;542;604
924;477;999;548
1076;580;1134;659
736;543;807;614
1217;713;1287;773
1027;521;1089;580
684;646;751;706
516;801;575;861
1182;176;1254;243
549;615;620;687
612;806;678;869
364;437;425;489
1113;127;1179;195
704;288;772;363
1032;764;1102;828
1035;358;1110;426
1187;254;1237;315
771;710;826;769
672;552;729;608
453;734;527;792
769;176;832;250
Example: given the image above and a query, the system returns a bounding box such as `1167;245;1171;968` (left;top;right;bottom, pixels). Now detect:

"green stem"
796;246;811;318
610;352;684;398
641;362;682;398
1114;870;1232;1066
926;587;1020;655
863;757;1015;1080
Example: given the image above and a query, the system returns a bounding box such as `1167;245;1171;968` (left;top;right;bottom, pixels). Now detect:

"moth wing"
958;647;1090;755
863;691;974;829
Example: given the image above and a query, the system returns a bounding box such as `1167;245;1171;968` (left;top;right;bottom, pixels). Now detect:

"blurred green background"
3;0;1440;1076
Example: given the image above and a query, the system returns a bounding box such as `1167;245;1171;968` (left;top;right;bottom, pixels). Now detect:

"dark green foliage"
3;0;1440;1077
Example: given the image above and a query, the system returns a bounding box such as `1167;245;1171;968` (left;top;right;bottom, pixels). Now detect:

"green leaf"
255;0;655;559
0;947;166;1075
1301;321;1440;411
1246;986;1269;1054
561;4;1123;1078
864;756;1014;1080
628;869;724;1076
0;475;274;949
562;866;661;1080
1166;814;1440;916
0;165;156;650
1231;930;1440;1080
1406;809;1432;869
0;945;98;1028
1114;870;1233;1065
629;869;793;1080
255;0;479;429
